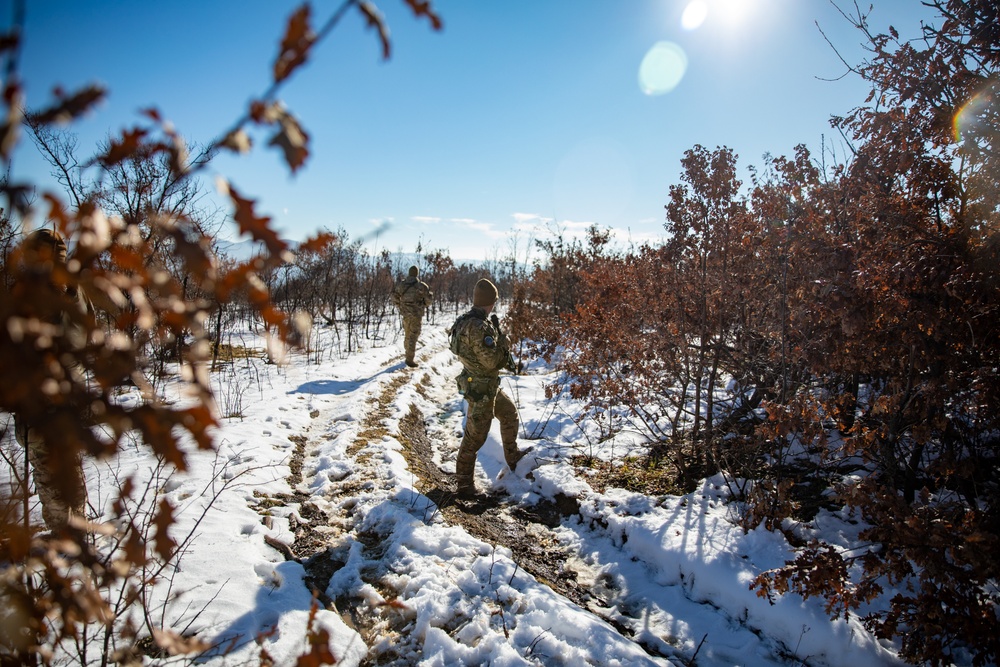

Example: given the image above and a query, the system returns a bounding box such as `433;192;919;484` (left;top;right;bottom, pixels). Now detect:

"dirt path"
255;348;672;664
396;401;586;602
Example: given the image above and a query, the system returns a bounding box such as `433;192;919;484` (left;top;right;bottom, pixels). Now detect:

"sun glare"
639;41;688;96
714;0;754;25
681;1;708;30
678;0;760;32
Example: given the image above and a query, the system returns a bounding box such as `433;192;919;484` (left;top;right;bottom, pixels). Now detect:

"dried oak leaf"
101;128;149;167
269;110;310;174
274;5;316;83
227;184;289;259
403;0;443;30
30;84;106;125
153;498;178;562
358;1;391;60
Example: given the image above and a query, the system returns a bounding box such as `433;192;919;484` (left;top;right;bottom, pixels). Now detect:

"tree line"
507;3;999;664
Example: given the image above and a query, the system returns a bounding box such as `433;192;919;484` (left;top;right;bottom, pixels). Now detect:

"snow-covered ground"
3;321;907;666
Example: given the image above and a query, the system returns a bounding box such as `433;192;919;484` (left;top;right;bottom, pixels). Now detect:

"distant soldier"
448;278;528;499
12;228;92;532
392;265;432;368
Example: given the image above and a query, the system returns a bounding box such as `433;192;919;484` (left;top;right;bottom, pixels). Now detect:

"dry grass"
574;456;684;496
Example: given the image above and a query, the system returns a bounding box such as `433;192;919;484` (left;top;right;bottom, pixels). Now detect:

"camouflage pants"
455;386;520;491
402;315;423;364
14;415;87;532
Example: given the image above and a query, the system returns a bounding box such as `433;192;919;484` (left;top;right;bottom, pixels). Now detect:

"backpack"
449;312;476;356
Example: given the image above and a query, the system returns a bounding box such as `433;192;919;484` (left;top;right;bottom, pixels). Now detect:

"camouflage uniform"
13;229;90;532
392;267;433;367
450;303;526;495
15;416;87;532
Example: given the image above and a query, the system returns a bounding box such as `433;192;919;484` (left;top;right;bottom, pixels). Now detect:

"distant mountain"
214;238;268;261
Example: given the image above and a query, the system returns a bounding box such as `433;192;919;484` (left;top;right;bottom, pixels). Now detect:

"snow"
3;323;909;666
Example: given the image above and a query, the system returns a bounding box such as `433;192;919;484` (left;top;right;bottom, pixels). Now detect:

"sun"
680;0;759;31
714;0;755;25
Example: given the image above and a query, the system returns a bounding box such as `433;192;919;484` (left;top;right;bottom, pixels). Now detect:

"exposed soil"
396;402;586;602
257;357;671;664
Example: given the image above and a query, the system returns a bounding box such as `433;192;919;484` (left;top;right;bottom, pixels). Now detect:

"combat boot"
455;485;479;500
505;445;531;471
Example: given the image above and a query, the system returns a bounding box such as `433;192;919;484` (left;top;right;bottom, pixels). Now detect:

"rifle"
490;313;519;375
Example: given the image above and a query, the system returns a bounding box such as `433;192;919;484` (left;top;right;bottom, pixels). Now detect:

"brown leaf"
358;1;391;60
403;0;443;30
140;107;163;123
217;261;257;300
274;5;316;83
152;628;210;656
123;527;147;568
227;184;288;258
250;99;269;123
297;232;337;255
101;128;149;167
295;628;337;667
153;498;178;562
30;84;106;125
220;128;253;154
162;222;215;283
268;111;310;174
181;404;218;451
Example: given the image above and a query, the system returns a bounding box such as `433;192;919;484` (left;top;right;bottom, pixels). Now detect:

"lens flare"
639;41;688;96
681;1;709;30
953;85;996;143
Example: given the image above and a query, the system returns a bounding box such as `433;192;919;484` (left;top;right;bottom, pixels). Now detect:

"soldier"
392;265;433;368
449;278;529;499
12;228;91;532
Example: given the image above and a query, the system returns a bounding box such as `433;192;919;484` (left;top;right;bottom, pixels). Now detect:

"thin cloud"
511;212;554;233
561;219;595;232
412;216;442;224
609;226;664;248
454;218;505;239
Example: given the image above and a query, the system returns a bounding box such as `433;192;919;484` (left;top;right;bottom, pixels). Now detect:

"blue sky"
12;0;933;262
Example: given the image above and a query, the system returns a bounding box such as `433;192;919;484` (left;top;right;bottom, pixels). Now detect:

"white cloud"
412;216;442;224
511;212;550;225
608;226;664;248
453;218;505;240
510;212;555;234
561;219;595;232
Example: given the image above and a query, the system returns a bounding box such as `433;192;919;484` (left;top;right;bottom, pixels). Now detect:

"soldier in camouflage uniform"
392;266;433;368
13;229;90;532
449;278;529;498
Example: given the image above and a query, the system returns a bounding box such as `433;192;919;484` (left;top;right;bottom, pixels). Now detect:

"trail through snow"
4;325;905;666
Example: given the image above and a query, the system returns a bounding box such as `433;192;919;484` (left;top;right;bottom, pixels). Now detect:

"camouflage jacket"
392;277;432;318
450;307;509;380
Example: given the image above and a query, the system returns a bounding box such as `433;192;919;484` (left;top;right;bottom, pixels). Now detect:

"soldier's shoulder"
455;312;484;331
